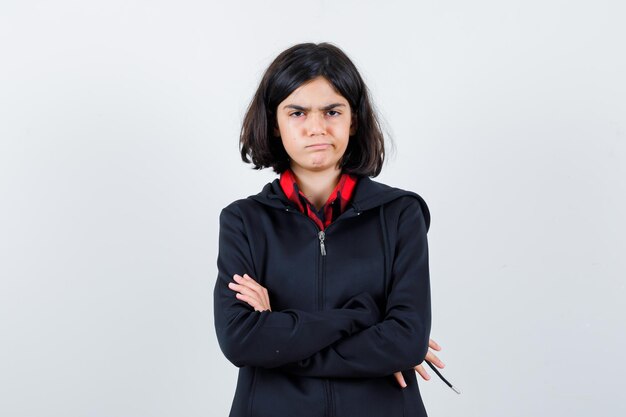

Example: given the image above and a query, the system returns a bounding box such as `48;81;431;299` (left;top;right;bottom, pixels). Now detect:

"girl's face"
274;76;356;175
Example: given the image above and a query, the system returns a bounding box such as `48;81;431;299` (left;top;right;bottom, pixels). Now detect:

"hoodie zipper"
320;230;330;417
318;230;326;256
283;206;360;417
284;206;361;256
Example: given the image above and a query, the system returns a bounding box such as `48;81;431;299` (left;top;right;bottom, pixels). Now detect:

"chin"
309;161;342;171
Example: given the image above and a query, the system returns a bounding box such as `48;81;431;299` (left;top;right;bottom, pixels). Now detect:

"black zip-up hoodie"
214;175;431;417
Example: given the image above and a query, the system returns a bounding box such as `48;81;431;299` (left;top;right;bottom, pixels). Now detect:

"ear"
273;126;280;137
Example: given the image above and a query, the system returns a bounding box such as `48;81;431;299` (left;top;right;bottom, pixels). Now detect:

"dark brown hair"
239;42;388;177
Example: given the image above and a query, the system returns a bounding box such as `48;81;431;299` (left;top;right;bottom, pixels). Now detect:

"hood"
247;175;430;232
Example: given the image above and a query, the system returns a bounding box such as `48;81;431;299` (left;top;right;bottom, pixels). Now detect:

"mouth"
307;143;332;149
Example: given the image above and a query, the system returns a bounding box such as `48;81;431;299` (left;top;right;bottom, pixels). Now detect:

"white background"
1;1;624;416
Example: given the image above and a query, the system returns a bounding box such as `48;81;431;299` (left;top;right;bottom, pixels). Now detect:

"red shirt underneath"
279;168;359;231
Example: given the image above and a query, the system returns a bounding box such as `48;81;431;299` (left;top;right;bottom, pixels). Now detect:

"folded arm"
275;197;432;378
213;204;380;369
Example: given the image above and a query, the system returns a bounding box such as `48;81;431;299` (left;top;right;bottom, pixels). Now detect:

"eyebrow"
282;103;347;111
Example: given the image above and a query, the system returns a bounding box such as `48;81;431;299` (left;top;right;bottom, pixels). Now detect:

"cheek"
329;120;352;139
278;118;302;140
278;124;299;154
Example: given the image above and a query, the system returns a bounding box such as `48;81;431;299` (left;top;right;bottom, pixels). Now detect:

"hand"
393;338;445;388
227;273;272;312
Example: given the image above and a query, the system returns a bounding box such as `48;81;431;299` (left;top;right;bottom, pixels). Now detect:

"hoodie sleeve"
274;196;431;378
214;204;381;369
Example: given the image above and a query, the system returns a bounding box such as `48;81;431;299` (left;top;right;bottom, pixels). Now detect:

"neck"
290;165;342;211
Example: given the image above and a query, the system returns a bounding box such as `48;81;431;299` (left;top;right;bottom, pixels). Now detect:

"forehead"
281;77;348;105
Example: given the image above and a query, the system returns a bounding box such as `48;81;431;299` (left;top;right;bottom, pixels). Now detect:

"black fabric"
214;175;432;417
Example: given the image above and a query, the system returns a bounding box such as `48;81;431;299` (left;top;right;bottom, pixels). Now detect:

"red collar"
279;168;358;231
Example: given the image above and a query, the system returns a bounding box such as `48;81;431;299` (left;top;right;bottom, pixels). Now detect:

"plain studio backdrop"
1;1;624;416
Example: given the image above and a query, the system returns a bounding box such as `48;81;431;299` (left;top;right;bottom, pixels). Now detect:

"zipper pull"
318;230;326;256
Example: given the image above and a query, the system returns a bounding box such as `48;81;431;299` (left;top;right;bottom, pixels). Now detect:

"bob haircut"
239;42;387;177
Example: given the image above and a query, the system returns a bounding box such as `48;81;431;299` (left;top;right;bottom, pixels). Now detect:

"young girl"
214;42;446;417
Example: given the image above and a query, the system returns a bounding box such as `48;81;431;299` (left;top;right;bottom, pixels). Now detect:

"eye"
327;110;341;117
289;111;304;117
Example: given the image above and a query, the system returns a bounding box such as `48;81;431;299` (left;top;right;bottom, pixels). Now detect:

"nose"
306;112;326;136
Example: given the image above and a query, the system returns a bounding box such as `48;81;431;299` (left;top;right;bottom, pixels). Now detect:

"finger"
234;274;258;288
233;275;271;312
428;338;442;351
260;290;271;311
242;273;262;288
235;292;262;311
234;274;265;298
425;351;445;368
240;274;272;311
227;281;246;292
394;371;407;388
414;364;431;381
228;282;261;301
260;286;272;311
232;286;259;305
232;284;271;312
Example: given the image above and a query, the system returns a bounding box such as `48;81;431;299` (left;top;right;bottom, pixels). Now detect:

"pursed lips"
306;143;332;148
